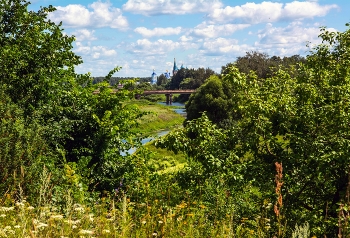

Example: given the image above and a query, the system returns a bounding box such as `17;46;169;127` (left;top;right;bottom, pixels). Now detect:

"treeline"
92;76;152;85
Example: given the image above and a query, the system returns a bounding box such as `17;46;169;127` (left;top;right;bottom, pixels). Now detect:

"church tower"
173;58;179;76
151;69;157;84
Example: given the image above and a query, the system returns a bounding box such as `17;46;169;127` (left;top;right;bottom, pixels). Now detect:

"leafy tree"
156;73;168;86
185;75;242;125
222;51;305;80
159;24;350;236
167;67;216;90
0;0;81;113
0;0;146;197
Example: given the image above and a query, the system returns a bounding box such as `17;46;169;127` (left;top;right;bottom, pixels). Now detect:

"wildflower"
0;207;14;212
15;201;25;207
79;229;94;235
72;225;78;229
152;232;157;236
199;204;206;209
36;223;48;229
14;225;21;229
158;220;163;224
0;214;6;218
141;220;146;225
74;206;85;212
50;214;64;220
102;230;110;234
27;206;35;210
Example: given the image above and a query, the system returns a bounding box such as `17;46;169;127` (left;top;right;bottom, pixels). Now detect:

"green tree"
0;0;81;113
185;75;242;125
222;51;305;80
0;0;146;197
159;24;350;236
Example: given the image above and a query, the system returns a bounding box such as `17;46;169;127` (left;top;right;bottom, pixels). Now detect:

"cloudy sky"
29;0;349;77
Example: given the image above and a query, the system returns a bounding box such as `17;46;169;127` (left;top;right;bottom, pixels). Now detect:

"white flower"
79;229;94;235
36;223;48;229
0;207;14;212
50;214;64;220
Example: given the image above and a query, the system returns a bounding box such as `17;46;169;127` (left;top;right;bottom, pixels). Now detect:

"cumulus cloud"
134;27;182;37
254;22;338;55
208;1;338;24
74;42;117;59
190;22;250;38
199;38;252;56
123;0;223;16
126;38;197;56
71;29;97;41
49;1;128;29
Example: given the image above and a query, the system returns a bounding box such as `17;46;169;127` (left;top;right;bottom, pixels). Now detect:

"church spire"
173;58;178;76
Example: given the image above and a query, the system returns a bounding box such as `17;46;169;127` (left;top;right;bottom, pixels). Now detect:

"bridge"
139;90;195;105
93;89;196;105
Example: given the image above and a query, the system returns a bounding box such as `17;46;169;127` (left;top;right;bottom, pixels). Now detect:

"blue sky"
28;0;350;77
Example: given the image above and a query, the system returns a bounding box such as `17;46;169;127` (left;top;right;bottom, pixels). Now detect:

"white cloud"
208;1;338;24
254;22;338;56
71;29;97;41
73;42;117;59
134;27;182;37
190;22;250;38
200;38;252;56
126;38;198;56
123;0;223;16
49;1;128;29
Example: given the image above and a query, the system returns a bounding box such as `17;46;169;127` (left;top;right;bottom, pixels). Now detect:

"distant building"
151;69;157;84
165;70;171;79
173;58;179;76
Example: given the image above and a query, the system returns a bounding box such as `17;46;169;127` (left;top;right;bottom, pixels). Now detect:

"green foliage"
159;24;350;236
0;0;147;200
222;51;305;80
0;0;81;112
167;67;216;90
0;86;61;203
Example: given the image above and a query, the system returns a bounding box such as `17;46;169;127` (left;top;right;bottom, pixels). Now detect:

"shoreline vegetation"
129;99;185;136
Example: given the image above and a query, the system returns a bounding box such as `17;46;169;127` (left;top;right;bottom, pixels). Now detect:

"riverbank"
130;99;185;136
130;99;187;174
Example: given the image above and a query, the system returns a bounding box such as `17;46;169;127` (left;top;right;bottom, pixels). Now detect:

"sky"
28;0;350;77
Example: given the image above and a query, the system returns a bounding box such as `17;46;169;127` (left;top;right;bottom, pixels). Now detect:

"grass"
143;142;187;174
128;99;185;136
0;195;241;238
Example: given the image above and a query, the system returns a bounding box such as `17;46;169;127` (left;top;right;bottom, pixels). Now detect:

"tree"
0;0;146;197
167;67;216;90
0;0;81;113
159;24;350;236
222;51;305;80
185;75;241;125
